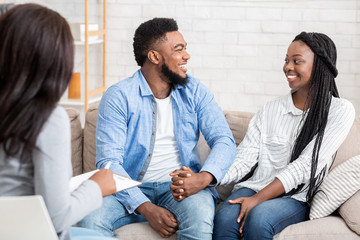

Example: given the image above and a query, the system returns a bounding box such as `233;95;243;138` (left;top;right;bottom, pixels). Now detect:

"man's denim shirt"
96;70;236;214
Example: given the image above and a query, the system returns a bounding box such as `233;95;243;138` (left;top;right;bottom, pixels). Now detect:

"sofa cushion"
113;222;176;240
274;215;359;240
83;103;99;173
65;108;83;176
339;190;360;235
310;155;360;220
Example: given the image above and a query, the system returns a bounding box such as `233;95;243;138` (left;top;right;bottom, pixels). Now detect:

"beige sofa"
66;104;360;240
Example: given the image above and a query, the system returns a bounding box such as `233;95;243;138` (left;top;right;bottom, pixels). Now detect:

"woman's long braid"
286;32;339;204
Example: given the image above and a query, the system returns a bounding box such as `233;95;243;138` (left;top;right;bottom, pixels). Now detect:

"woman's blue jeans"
78;182;215;240
213;187;309;240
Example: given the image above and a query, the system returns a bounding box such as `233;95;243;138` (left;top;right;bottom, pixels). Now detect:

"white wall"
12;0;360;115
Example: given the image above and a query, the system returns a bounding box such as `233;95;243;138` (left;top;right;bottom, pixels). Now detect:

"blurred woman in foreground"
0;4;117;240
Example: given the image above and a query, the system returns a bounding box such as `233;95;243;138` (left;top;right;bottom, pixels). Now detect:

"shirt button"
140;171;145;175
153;111;156;114
148;153;152;157
127;206;131;210
152;132;155;135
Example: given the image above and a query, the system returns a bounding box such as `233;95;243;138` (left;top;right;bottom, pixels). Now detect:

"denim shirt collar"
137;70;153;97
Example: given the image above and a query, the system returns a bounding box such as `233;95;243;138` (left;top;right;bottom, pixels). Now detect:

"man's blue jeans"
70;227;117;240
78;182;215;240
213;187;309;240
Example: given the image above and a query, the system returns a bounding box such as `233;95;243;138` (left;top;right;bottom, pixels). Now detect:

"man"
78;18;236;239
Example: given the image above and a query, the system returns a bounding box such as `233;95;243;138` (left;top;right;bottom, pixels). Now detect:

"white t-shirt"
142;95;182;182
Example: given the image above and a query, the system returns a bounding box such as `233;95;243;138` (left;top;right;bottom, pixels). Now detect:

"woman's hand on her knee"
229;179;285;235
228;196;262;236
89;169;116;197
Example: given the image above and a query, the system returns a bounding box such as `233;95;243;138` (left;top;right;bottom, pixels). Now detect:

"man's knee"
77;195;126;237
175;190;215;239
182;190;214;221
77;206;114;235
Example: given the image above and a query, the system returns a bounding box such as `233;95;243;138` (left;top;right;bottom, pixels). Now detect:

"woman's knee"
213;202;242;239
243;202;280;239
215;201;239;224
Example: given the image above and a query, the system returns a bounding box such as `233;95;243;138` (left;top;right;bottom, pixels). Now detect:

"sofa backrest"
83;103;99;173
80;104;360;177
197;111;254;164
65;108;83;176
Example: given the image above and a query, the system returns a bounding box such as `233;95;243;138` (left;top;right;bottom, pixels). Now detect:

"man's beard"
161;61;188;89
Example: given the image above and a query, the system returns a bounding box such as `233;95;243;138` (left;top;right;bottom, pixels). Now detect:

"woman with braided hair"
213;32;355;239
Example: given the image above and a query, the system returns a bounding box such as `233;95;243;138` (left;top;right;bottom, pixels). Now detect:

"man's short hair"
133;18;178;66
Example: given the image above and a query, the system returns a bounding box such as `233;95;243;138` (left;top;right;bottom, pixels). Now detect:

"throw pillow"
310;155;360;220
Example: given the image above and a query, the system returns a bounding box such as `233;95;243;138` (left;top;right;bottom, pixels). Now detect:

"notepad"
70;170;141;192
